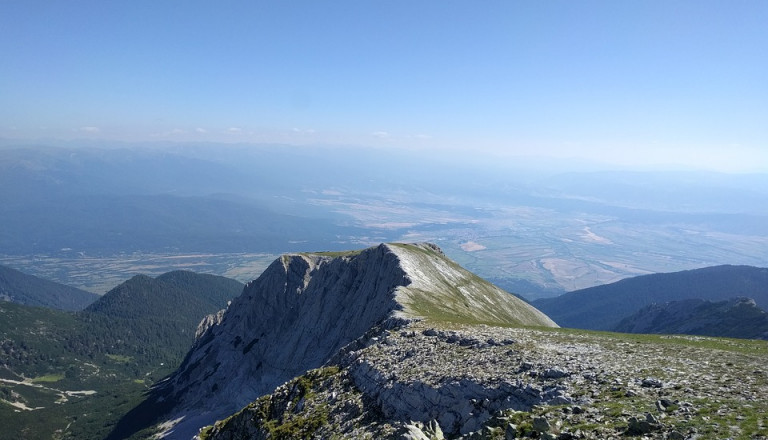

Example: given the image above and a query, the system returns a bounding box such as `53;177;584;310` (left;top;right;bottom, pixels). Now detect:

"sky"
2;1;767;172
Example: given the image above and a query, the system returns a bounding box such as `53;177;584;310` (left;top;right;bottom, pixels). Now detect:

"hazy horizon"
2;138;767;176
2;1;767;173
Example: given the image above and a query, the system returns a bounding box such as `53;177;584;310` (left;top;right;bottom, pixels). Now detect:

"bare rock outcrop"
201;322;768;440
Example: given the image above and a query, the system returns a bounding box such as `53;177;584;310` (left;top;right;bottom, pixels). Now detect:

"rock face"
121;243;555;439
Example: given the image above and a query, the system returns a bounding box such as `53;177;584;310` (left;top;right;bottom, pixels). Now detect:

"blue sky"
2;1;767;171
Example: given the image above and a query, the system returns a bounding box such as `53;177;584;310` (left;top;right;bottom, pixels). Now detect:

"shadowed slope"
534;265;768;330
0;265;98;311
613;297;768;340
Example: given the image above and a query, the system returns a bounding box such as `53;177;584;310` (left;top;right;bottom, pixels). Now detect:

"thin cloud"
78;126;100;133
150;128;185;138
195;127;208;134
372;131;389;139
227;127;242;133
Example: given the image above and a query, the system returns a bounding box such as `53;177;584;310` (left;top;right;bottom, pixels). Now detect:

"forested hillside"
534;265;768;331
80;271;243;367
0;265;98;311
0;271;243;440
612;297;768;340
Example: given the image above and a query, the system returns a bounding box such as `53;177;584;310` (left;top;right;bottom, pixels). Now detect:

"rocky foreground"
199;320;767;439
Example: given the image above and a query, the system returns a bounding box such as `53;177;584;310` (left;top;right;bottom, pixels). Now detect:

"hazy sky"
2;1;767;171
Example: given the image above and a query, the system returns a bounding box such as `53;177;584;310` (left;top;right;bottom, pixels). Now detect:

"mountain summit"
114;243;555;439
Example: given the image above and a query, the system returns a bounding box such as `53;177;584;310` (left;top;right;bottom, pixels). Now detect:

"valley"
0;252;276;295
4;200;765;301
308;185;768;298
2;145;767;300
0;299;172;440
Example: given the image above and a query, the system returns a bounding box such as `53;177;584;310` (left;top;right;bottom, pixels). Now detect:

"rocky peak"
117;243;554;439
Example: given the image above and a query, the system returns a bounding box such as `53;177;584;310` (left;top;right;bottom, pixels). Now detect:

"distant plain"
2;143;767;298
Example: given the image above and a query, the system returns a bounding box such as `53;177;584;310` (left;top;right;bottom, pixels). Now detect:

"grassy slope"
390;243;557;327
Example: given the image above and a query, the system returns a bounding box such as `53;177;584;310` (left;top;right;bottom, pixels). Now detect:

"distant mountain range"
0;193;359;254
533;265;768;333
613;297;768;340
0;264;99;311
0;145;371;255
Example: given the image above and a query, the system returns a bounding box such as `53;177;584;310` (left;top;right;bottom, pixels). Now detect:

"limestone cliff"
116;243;555;439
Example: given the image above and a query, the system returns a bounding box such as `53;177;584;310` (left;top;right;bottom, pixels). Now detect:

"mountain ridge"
612;297;768;340
113;243;555;439
533;264;768;331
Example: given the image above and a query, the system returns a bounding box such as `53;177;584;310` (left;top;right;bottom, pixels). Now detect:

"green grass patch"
674;398;768;439
106;354;134;363
309;249;365;258
262;403;330;440
543;326;768;355
30;373;64;383
198;425;214;440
